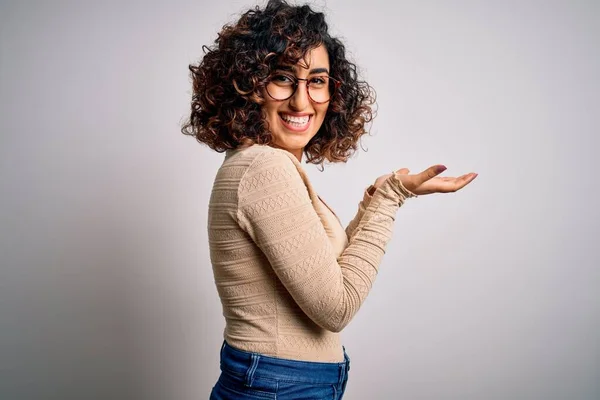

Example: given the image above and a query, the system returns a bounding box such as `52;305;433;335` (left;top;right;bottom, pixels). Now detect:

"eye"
309;76;328;86
271;74;295;84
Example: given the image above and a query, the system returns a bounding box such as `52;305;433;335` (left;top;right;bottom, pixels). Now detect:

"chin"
273;133;314;151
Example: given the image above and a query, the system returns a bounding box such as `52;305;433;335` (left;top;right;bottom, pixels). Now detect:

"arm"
237;150;414;332
344;185;375;241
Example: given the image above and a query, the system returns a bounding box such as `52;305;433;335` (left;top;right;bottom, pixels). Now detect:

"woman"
182;1;477;398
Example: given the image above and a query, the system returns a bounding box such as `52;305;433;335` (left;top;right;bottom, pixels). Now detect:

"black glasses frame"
265;75;341;104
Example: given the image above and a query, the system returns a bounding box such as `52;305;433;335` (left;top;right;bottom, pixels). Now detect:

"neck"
291;149;303;162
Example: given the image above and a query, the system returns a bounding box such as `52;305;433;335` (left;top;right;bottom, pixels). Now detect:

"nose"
289;80;310;111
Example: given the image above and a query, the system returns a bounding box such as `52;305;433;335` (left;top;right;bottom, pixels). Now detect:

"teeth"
281;114;309;125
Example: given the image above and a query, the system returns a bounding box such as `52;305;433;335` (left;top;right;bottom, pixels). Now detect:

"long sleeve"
236;149;415;333
345;186;374;240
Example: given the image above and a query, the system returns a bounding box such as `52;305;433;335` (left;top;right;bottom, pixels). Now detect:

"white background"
1;0;599;399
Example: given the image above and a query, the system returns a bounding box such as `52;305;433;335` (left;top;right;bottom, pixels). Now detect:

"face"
261;45;331;161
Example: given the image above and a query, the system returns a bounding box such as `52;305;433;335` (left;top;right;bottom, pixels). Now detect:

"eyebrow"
276;65;330;75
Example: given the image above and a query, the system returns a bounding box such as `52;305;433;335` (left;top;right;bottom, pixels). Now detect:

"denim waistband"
219;341;350;386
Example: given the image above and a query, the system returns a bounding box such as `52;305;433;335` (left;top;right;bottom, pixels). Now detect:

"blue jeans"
210;341;350;399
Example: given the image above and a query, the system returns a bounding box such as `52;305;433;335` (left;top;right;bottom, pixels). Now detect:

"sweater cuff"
371;173;417;206
389;173;417;202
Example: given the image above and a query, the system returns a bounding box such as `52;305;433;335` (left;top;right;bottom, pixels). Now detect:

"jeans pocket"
277;381;336;399
211;380;276;400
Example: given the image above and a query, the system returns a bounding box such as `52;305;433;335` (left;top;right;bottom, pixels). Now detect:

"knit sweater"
208;144;415;362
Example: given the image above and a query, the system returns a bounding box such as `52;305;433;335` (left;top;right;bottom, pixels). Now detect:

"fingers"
460;173;478;187
448;174;475;192
415;165;447;186
392;165;477;195
440;173;477;183
431;173;478;193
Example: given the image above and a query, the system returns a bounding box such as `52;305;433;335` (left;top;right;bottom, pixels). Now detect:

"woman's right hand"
371;165;478;196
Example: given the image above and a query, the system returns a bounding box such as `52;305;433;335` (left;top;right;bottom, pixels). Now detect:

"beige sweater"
208;144;415;362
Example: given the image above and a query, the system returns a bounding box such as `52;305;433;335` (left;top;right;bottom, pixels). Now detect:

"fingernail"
436;165;447;173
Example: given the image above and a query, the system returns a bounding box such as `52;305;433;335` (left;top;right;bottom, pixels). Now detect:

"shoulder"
214;145;286;179
213;145;303;192
224;144;300;177
239;144;297;166
222;145;308;197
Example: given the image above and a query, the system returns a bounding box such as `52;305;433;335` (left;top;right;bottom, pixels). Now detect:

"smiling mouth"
279;113;312;131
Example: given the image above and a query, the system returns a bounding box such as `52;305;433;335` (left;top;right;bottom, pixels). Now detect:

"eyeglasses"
265;73;341;104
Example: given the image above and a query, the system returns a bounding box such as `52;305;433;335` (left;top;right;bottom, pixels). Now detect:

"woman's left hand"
371;166;478;196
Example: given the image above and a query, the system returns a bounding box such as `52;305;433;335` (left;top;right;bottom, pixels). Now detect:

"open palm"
373;165;478;196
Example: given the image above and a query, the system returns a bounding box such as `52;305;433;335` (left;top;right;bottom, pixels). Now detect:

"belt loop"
219;341;226;369
343;346;350;372
244;353;260;387
338;345;348;387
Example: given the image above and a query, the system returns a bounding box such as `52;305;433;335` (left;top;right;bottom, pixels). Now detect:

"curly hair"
181;0;376;164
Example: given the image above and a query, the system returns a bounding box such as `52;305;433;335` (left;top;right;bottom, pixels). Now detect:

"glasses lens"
308;76;332;103
266;74;337;103
266;74;295;100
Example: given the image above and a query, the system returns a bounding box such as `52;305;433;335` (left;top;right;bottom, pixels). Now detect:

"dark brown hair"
181;0;376;164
